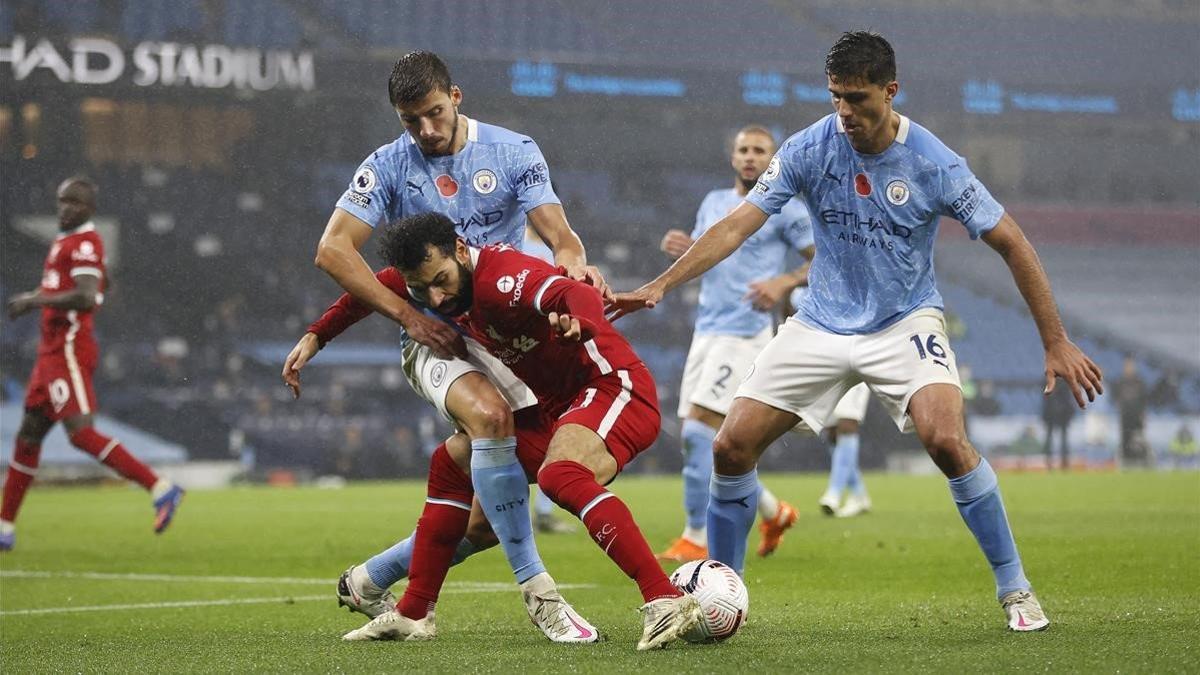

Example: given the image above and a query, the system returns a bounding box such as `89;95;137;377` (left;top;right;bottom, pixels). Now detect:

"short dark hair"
378;212;458;271
388;51;453;107
825;31;896;86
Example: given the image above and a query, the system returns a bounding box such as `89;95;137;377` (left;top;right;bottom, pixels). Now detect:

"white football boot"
342;609;436;641
636;594;701;651
818;491;840;516
336;565;397;619
835;494;872;518
1001;590;1050;632
521;572;600;643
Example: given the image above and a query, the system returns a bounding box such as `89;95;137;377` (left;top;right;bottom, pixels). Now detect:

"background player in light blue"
656;126;814;563
286;51;604;643
612;31;1104;632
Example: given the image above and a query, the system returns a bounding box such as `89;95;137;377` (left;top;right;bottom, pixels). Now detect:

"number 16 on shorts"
910;333;952;372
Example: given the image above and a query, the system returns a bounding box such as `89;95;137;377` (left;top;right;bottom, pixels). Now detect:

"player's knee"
712;433;754;474
458;399;513;439
920;426;975;474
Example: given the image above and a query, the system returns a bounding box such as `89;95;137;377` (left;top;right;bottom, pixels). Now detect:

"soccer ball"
669;559;749;643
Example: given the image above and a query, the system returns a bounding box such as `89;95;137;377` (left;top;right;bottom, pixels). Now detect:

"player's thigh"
16;409;55;441
675;333;713;418
684;328;772;419
24;355;94;423
734;318;855;435
907;383;977;476
403;338;532;433
856;309;963;433
443;372;514;438
547;366;660;484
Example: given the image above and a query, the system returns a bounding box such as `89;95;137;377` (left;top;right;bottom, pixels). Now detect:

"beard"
434;261;474;317
739;175;758;191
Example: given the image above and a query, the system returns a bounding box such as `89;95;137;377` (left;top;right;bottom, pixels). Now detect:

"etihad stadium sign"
0;35;315;92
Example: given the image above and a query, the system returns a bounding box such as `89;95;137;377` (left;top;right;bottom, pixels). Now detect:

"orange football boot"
757;501;798;557
657;537;708;562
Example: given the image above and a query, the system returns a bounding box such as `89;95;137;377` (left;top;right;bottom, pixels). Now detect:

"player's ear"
454;237;469;262
449;85;462;108
885;81;899;102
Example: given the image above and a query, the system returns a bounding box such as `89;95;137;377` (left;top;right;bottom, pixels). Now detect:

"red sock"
69;428;157;490
398;443;474;620
538;460;680;603
1;439;42;522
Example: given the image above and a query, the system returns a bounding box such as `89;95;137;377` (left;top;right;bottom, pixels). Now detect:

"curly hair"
377;212;458;272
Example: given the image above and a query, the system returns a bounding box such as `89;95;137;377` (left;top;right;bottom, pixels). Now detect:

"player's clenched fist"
548;311;583;341
660;229;693;259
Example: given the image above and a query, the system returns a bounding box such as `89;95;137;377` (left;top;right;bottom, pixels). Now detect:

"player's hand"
606;282;664;322
744;276;793;311
282;332;321;399
1044;339;1104;409
548;311;585;341
660;230;693;259
564;263;613;302
404;311;468;360
6;292;37;319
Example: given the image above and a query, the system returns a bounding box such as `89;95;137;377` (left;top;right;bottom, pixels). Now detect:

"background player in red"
1;177;184;551
340;213;702;650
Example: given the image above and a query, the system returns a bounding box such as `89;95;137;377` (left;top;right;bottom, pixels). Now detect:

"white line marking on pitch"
0;595;332;616
0;569;594;591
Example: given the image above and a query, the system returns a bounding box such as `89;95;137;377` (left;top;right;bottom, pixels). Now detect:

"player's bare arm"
610;201;769;319
6;275;100;319
982;212;1103;407
315;208;465;358
745;245;815;311
527;203;610;299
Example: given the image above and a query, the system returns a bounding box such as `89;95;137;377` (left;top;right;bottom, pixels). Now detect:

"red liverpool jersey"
464;245;643;416
37;223;106;359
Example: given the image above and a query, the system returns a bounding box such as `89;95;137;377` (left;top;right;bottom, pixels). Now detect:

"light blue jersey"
336;116;560;248
693;189;813;336
746;113;1004;335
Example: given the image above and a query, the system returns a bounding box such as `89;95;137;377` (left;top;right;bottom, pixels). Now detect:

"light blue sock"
471;437;546;584
948;457;1031;598
364;533;479;588
837;433;866;497
708;469;759;576
681;419;716;531
826;437;848;498
533;487;555;517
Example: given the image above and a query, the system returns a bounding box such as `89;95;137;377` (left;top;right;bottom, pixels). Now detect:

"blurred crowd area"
1;0;1198;479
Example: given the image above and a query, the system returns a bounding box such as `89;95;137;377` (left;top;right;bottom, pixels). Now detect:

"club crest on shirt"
854;173;872;197
763;155;781;182
473;169;498;195
885;179;910;206
435;174;459;198
352;166;377;194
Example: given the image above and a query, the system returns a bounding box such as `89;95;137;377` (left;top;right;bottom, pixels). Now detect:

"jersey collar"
56;221;96;240
468;245;481;268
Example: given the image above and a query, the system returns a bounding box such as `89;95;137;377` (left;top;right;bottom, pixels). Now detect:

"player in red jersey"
1;178;184;551
335;213;702;650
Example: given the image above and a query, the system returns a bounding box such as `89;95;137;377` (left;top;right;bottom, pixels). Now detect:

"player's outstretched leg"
912;385;1047;631
344;443;470;641
659;419;714;562
0;437;43;551
67;423;183;533
756;484;798;557
538;454;699;650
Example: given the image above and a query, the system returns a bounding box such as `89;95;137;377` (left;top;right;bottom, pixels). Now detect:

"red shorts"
24;351;98;421
512;365;660;478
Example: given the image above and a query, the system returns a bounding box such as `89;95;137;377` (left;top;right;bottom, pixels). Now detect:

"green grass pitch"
1;471;1197;672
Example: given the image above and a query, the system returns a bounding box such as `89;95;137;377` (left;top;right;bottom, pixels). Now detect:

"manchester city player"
286;51;602;642
611;31;1104;632
656;126;813;563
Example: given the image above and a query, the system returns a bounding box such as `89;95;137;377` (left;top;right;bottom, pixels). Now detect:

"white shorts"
828;382;871;424
677;327;773;418
402;337;537;423
738;309;961;434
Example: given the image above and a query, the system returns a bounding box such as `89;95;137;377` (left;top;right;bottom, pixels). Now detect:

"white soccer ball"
669;559;749;643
